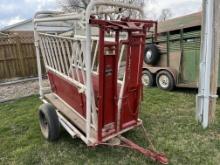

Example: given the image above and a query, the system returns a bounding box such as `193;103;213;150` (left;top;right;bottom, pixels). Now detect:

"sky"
0;0;202;29
145;0;202;19
0;0;58;28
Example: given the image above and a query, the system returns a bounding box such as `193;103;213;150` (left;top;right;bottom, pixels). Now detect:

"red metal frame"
89;17;155;142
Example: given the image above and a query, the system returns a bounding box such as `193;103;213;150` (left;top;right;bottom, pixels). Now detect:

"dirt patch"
0;79;49;102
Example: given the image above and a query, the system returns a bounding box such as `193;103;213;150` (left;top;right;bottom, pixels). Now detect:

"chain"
139;101;156;151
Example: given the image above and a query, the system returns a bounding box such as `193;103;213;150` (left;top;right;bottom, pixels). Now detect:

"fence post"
196;0;220;128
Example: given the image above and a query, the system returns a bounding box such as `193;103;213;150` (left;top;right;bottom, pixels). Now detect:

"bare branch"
159;8;172;21
57;0;145;13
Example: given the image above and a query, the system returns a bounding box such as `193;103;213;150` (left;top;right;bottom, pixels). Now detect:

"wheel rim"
158;75;169;88
146;50;153;60
39;112;49;138
142;74;150;86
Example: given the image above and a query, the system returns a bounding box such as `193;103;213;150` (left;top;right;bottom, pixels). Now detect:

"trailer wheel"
156;70;175;91
39;103;60;141
142;70;154;87
144;44;160;65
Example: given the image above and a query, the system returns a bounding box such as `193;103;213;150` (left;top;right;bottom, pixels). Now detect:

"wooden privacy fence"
0;35;45;80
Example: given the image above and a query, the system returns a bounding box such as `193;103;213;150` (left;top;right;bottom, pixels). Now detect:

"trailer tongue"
34;1;168;164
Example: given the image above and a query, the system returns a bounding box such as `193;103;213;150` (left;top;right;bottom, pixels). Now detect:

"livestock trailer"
34;1;168;164
142;12;220;91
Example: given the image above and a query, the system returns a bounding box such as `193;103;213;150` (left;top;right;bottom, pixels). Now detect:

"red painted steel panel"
48;71;86;117
97;29;119;141
48;70;100;118
120;34;145;129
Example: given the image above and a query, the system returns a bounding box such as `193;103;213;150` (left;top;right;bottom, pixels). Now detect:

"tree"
57;0;90;12
159;8;172;21
57;0;145;14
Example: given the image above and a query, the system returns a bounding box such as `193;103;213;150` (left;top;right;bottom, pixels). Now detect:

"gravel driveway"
0;78;49;102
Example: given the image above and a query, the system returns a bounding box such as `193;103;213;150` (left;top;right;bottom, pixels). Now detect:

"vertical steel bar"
93;40;99;71
50;37;62;72
64;40;73;76
72;41;81;82
41;36;53;68
46;37;59;71
78;40;86;84
34;24;43;98
118;45;125;72
39;38;49;68
43;36;55;69
60;38;69;75
55;38;66;74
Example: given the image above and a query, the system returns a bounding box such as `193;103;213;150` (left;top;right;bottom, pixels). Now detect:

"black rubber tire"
142;70;154;87
156;70;175;91
39;103;60;141
144;44;160;65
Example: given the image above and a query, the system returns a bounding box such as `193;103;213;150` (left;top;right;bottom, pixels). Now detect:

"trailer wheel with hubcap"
156;70;175;91
39;103;60;141
142;70;154;87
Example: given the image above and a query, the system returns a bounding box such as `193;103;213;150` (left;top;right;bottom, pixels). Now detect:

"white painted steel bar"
40;36;52;68
85;39;97;127
78;41;86;84
44;36;56;69
49;36;61;71
59;38;70;75
50;37;62;72
46;66;85;90
46;37;59;71
34;25;43;98
118;45;125;72
75;41;83;82
40;37;53;67
39;32;76;41
64;40;71;62
64;40;72;76
54;93;88;123
85;13;92;144
34;11;63;19
55;38;66;75
57;112;88;143
68;41;77;79
75;35;115;42
34;14;83;23
53;92;96;131
72;41;81;82
92;40;98;71
39;40;49;69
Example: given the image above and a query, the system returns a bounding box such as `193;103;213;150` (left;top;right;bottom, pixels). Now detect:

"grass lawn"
0;88;220;165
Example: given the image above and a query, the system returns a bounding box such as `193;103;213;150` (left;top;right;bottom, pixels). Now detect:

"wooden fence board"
0;35;45;80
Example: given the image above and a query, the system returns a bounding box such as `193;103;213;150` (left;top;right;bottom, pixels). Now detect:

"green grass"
0;88;220;165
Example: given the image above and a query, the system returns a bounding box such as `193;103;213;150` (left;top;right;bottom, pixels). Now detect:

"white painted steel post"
85;3;93;144
34;23;43;98
197;0;220;128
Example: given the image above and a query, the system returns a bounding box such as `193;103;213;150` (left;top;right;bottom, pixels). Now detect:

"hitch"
119;136;169;164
